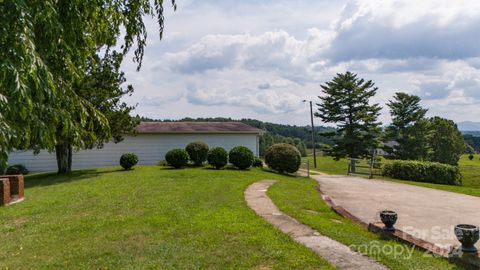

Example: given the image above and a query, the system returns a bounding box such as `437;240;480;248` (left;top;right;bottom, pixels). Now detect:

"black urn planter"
454;224;480;253
379;210;398;231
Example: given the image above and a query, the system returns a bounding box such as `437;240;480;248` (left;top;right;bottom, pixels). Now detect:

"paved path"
312;174;480;250
245;180;387;270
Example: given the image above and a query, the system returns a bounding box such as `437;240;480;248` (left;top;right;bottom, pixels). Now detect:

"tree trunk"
55;141;72;174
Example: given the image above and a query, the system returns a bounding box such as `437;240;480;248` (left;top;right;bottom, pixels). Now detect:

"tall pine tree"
384;92;430;160
315;72;381;159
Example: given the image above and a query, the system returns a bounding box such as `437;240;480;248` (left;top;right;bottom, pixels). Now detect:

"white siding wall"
8;133;259;172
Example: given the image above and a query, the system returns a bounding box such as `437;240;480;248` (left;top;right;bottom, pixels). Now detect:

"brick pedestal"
0;178;11;205
2;175;24;198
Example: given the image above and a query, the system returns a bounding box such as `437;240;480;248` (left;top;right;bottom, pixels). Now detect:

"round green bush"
207;147;228;169
158;160;168;166
165;149;189;169
119;153;138;170
469;154;474;160
229;146;254;170
5;164;29;175
252;158;263;168
265;143;301;173
185;141;209;165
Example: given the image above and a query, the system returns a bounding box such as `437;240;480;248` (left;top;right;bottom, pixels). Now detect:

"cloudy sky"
121;0;480;126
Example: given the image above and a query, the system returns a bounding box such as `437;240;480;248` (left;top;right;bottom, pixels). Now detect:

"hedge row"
120;141;298;173
163;143;256;170
382;160;462;185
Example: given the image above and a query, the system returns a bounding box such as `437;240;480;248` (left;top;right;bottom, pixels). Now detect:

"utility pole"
303;100;317;168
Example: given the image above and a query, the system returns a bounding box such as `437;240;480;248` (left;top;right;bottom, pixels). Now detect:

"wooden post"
347;158;351;175
309;101;317;169
350;159;356;174
307;160;310;178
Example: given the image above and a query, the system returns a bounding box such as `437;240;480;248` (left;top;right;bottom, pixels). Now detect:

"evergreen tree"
428;117;465;165
315;72;382;159
259;133;274;156
384;92;430;160
296;141;308;157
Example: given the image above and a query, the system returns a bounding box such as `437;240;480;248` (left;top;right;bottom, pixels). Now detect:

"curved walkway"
245;180;387;270
312;174;480;250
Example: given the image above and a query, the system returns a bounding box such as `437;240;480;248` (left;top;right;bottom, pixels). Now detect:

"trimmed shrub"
5;164;29;175
119;153;138;170
185;141;209;165
252;158;263;168
265;143;301;173
229;146;254;170
469;154;474;160
207;147;228;169
382;160;462;185
165;149;189;169
158;160;168;166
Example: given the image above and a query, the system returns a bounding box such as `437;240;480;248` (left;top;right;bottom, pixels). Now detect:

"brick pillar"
0;178;11;205
3;175;24;198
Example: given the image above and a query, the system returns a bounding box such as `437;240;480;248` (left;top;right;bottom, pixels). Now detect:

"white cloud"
140;92;184;106
121;0;480;125
327;0;480;61
186;85;304;114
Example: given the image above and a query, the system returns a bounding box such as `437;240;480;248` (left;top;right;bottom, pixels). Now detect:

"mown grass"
0;166;334;269
269;179;462;270
0;165;461;269
303;154;480;197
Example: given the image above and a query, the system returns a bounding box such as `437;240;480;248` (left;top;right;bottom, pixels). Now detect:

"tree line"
463;133;480;153
316;72;466;165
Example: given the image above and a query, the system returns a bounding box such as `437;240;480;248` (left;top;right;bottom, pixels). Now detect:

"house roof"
136;122;264;134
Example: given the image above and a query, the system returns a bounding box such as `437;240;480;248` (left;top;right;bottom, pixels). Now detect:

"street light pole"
303;100;317;168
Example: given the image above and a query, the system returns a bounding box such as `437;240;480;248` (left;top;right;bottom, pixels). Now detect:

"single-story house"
8;122;263;172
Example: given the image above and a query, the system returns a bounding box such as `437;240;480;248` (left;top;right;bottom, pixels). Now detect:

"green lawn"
0;166;333;269
0;165;460;269
457;154;480;188
302;155;348;175
303;154;480;197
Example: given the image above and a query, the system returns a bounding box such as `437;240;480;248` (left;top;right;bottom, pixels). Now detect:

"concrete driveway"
312;174;480;250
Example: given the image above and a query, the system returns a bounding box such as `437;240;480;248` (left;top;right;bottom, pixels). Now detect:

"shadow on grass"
24;169;123;188
203;167;221;170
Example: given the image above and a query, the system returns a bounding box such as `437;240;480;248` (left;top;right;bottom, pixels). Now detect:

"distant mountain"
457;121;480;131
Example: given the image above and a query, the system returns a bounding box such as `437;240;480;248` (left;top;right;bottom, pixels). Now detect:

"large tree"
428;117;465;165
54;52;139;173
1;0;175;172
315;72;382;159
384;92;430;160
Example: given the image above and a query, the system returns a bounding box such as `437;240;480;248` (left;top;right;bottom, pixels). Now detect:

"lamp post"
303;100;317;168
